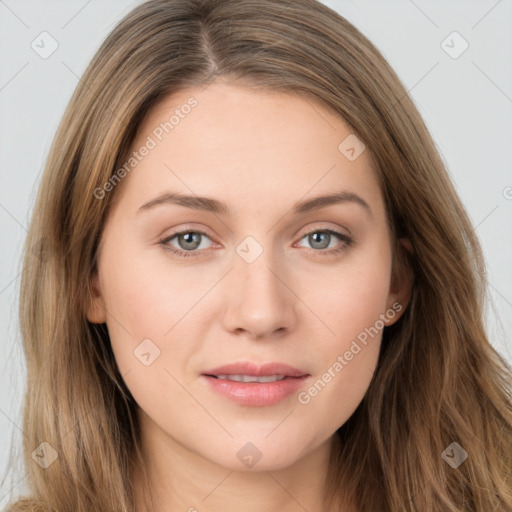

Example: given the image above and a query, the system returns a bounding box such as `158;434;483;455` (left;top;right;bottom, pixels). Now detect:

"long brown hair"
3;0;512;510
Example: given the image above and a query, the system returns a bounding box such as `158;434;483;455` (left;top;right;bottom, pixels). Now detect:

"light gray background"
1;0;511;505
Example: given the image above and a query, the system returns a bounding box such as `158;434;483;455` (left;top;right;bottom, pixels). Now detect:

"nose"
221;244;297;340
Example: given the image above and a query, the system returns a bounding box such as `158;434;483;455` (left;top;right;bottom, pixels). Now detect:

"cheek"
99;239;210;332
306;241;392;346
97;238;232;406
294;245;391;422
322;268;390;342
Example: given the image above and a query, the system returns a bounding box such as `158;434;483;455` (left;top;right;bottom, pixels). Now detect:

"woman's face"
88;80;408;471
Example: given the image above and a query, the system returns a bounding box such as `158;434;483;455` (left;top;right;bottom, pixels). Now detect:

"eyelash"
158;228;353;259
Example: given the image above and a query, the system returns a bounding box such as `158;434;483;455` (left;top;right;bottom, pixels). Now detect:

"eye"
159;230;213;258
295;229;352;256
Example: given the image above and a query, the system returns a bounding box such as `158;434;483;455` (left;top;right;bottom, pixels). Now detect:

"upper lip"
202;362;309;378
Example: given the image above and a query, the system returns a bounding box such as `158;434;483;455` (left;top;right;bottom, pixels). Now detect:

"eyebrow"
137;190;372;216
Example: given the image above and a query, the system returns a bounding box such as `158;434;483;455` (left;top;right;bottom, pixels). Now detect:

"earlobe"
385;238;414;326
86;271;107;324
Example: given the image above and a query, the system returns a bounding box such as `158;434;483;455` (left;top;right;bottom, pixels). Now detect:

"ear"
384;237;413;326
86;270;107;324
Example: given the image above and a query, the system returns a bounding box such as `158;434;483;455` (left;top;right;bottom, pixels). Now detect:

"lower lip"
201;375;309;407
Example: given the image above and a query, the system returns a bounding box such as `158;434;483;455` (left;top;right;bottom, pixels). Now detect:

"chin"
199;432;321;472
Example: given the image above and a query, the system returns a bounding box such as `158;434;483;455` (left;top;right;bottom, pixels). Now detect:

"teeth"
215;374;287;383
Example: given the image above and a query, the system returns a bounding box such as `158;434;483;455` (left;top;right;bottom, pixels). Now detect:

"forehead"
117;80;384;217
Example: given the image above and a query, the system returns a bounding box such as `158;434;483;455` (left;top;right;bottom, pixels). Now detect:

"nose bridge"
221;234;295;338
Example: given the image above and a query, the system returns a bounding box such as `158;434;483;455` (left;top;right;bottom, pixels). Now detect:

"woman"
4;0;512;510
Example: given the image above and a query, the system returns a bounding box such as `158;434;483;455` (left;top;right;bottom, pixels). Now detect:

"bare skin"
87;79;411;512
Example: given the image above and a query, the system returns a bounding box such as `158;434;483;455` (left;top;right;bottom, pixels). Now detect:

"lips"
202;361;308;378
201;361;310;407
